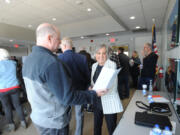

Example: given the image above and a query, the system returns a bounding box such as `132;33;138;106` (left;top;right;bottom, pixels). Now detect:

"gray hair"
36;24;57;40
61;37;73;47
95;44;109;57
0;48;10;61
144;43;152;50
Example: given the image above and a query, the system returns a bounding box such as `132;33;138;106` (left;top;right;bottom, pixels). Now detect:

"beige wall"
0;23;35;42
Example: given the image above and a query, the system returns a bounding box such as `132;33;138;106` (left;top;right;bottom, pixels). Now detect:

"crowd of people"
0;23;158;135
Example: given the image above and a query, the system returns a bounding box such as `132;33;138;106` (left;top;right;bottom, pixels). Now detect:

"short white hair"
61;37;73;47
36;24;57;41
0;48;10;61
95;44;108;57
144;43;152;50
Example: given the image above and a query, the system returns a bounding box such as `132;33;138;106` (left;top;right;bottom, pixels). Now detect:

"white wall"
0;46;28;56
73;32;161;61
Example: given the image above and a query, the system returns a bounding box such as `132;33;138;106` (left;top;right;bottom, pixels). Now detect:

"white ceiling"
105;0;169;30
0;0;169;45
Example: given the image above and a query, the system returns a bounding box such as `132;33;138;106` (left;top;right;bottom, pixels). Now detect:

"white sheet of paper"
92;67;123;114
92;67;121;91
152;97;170;103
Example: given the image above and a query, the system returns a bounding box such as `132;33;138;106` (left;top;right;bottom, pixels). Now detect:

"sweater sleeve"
44;61;97;106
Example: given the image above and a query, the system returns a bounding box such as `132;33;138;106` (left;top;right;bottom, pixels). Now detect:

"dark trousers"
118;75;129;98
0;89;25;124
131;74;139;88
138;77;154;90
35;124;69;135
94;107;117;135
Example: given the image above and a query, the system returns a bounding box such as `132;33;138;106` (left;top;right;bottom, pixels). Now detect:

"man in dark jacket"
58;37;90;135
118;47;130;99
22;23;107;135
138;43;158;90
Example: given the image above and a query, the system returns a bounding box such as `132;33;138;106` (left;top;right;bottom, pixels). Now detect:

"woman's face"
95;47;107;66
132;52;136;57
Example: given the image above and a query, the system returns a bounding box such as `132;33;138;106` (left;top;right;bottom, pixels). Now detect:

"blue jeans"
0;89;25;124
75;105;84;135
138;77;154;90
35;124;69;135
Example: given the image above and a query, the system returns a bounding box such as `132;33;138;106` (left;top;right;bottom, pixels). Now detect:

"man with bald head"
22;23;106;135
138;43;158;90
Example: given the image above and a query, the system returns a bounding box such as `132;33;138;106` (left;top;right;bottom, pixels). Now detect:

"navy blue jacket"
58;50;90;90
22;46;97;129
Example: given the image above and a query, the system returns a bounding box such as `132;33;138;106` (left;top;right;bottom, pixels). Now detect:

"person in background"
0;48;27;132
58;37;90;135
108;47;121;69
165;66;176;92
138;43;158;90
79;48;96;72
11;56;18;63
22;23;107;135
117;47;130;99
129;51;141;89
91;44;123;135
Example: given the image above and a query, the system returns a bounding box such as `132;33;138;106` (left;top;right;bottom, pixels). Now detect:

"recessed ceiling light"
80;36;84;39
136;26;141;29
28;24;32;28
5;0;11;4
130;16;135;20
52;18;56;21
106;33;110;36
87;8;92;12
9;39;13;42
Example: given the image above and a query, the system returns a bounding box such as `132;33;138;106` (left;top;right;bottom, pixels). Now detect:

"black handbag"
136;101;172;116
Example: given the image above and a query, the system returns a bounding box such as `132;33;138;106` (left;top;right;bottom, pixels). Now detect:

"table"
113;90;180;135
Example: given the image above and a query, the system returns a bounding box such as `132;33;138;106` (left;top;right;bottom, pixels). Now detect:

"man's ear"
47;35;52;43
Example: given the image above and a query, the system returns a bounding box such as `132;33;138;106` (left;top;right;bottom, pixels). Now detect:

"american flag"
152;23;159;91
152;24;158;55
